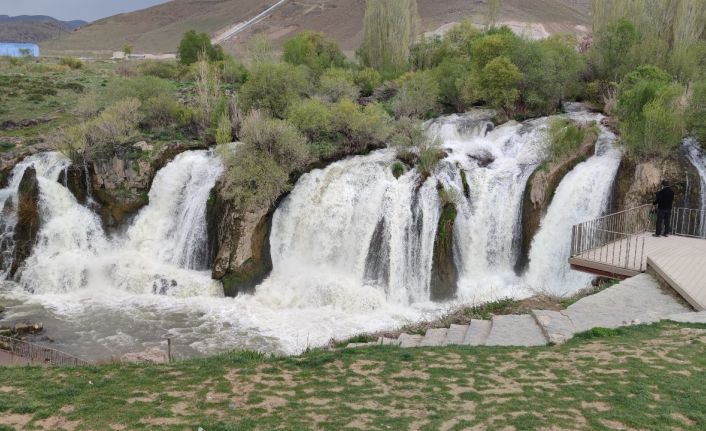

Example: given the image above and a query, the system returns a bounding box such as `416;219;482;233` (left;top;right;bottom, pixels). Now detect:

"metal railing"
0;335;91;366
570;205;706;273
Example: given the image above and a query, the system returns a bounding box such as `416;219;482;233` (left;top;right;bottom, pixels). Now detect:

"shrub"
317;68;359;103
469;30;520;69
588;18;640;81
391;161;405;178
389;117;428;149
215;111;233;146
547;118;586;161
142;93;183;129
287;98;335;142
477;56;522;115
220;57;248;85
177;30;224;65
282;31;346;74
688;80;706;144
330;100;392;151
392;70;440;118
353;68;383;97
59;57;84;69
138;60;181;79
240;112;310;172
72;92;100;119
103;76;177;106
239;62;310;118
432;58;470;112
409;36;459;70
220;148;290;208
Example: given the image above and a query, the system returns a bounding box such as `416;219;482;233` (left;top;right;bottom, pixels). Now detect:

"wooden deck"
570;233;706;310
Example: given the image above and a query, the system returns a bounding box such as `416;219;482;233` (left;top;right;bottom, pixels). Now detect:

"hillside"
41;0;591;56
0;15;86;43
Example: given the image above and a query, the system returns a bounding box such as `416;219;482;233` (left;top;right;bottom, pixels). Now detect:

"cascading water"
525;114;621;295
684;138;706;235
0;152;70;279
17;150;223;296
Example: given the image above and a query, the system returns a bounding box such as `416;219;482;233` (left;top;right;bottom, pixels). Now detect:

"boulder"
430;200;458;301
10;166;40;278
208;186;273;297
120;346;169;364
13;322;43;336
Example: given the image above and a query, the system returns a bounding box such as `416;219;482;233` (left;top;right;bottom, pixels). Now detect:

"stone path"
346;273;702;349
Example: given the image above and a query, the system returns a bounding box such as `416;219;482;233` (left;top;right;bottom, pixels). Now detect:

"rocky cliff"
9;166;40;278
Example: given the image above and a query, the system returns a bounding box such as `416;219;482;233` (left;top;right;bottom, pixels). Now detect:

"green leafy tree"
177;30;224;65
330;99;392;151
359;0;420;77
240;62;310;118
432;58;471;112
392;70;440;118
287;97;335;142
477;56;522;115
589;18;640;81
469;30;520;69
317;68;360;103
352;68;383;97
282;31;346;74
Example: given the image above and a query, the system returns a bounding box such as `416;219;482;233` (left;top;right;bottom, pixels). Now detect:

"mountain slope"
41;0;591;55
0;15;87;43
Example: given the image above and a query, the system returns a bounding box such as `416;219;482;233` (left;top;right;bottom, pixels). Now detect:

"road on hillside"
211;0;289;44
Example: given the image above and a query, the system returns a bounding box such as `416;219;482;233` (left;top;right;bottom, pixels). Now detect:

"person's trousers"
656;209;671;236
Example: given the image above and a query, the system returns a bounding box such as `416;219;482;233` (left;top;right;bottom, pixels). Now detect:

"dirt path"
212;0;289;44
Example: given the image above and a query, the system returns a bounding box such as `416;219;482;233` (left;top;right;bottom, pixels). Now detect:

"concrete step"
419;328;448;347
379;336;401;346
462;319;492;346
485;314;548;347
346;341;378;348
398;333;423;348
532;309;575;345
445;324;469;345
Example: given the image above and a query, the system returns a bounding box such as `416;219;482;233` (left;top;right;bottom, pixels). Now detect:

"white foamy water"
685;139;706;233
1;108;625;360
525;119;621;295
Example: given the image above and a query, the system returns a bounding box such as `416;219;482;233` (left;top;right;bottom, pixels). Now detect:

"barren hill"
41;0;591;56
0;15;86;43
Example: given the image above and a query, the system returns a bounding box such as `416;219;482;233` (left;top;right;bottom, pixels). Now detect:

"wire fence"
0;335;91;366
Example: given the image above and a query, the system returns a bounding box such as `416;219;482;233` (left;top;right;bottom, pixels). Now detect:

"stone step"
485;314;548;347
419;328;448;347
462;319;491;346
531;309;575;345
445;324;469;345
346;341;378;348
398;333;423;348
379;336;401;346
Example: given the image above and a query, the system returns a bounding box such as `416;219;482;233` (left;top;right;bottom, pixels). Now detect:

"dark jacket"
654;186;674;210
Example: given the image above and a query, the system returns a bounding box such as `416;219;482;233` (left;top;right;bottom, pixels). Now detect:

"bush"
409;36;459;70
477;56;522;115
138;60;181;79
287;98;335;142
330;100;392;151
220;148;290;208
353;68;383;97
469;30;520;69
215;111;233;146
391;161;405;178
317;68;359;103
177;30;224;65
59;57;84;69
547;118;586;161
392;70;440;118
282;31;346;74
240;112;310;172
142;93;183;129
389;117;428;149
103;76;177;106
588;18;640;81
432;58;470;112
72;92;100;119
220;57;248;85
239;62;310;118
688;80;706;144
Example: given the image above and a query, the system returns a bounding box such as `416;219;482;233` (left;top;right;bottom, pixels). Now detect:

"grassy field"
1;321;705;430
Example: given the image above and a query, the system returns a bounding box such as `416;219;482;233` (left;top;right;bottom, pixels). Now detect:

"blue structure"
0;43;40;58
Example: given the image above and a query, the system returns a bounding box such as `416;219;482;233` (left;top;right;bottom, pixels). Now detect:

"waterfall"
525;117;621;295
684;138;706;235
17;150;223;296
0;152;70;280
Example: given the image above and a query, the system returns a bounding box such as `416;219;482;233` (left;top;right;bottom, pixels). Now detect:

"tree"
177;31;224;65
589;18;640;81
287;98;335;143
359;0;420;77
432;58;471;111
122;44;133;57
486;0;503;29
239;62;310;118
392;70;440;118
478;56;522;115
469;30;520;69
317;68;359;103
282;31;346;74
688;80;706;144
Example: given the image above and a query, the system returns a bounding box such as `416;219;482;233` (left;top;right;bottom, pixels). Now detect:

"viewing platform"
569;206;706;310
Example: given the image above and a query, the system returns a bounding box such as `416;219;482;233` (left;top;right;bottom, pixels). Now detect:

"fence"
0;335;91;366
570;205;706;273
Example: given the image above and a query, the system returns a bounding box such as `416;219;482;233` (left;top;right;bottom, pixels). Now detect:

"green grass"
2;321;705;430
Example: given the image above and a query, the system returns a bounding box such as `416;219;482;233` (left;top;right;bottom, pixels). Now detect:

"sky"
0;0;170;22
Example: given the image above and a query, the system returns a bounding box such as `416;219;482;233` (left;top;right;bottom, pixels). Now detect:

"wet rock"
430;200;458;301
208;187;273;297
10;166;40;278
120;347;169;364
89;141;206;228
58;165;90;204
469;150;495;167
13;322;43;336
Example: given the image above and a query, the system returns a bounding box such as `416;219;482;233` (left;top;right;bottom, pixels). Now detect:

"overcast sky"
0;0;170;22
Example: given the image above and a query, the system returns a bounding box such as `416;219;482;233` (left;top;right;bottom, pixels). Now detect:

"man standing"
653;180;674;237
